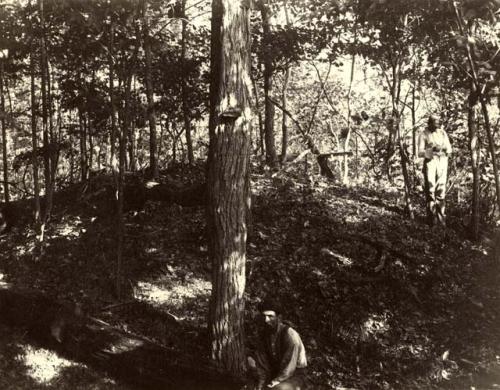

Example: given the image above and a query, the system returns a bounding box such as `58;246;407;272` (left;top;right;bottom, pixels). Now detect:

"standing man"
247;299;308;390
418;115;452;226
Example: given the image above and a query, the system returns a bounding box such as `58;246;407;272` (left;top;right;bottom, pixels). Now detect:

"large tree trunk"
142;0;158;178
0;59;9;204
207;0;251;378
260;1;277;168
467;91;481;240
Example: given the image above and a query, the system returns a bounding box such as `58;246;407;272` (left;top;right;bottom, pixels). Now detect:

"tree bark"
0;60;9;203
260;1;277;168
467;90;481;240
207;0;251;378
142;0;158;178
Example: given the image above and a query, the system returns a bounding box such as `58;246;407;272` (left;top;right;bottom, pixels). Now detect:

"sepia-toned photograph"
0;0;499;389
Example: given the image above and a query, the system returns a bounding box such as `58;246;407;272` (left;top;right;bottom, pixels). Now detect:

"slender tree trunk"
170;122;178;163
69;116;74;184
411;83;417;157
79;110;87;181
109;20;118;173
399;137;414;218
116;63;135;298
158;119;165;166
207;0;251;377
39;0;50;194
355;134;359;179
30;47;41;226
251;75;264;156
128;77;137;172
394;64;414;218
280;1;291;163
142;0;158;178
47;60;56;183
39;0;55;231
260;1;277;168
180;0;194;165
0;60;9;203
281;69;290;164
467;91;481;240
453;3;500;213
88;122;93;174
113;21;138;298
343;53;356;185
116;115;125;299
479;97;500;213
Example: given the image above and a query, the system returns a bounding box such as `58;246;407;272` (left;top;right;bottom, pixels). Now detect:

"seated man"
248;299;308;390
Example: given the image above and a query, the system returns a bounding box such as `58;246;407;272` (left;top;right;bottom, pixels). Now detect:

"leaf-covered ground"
0;164;499;389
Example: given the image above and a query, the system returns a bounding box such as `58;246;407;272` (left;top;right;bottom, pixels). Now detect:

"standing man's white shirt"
418;128;452;159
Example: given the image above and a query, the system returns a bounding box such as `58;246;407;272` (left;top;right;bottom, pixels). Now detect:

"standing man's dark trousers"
423;155;448;226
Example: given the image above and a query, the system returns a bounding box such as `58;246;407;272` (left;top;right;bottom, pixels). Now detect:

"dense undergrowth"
0;164;499;389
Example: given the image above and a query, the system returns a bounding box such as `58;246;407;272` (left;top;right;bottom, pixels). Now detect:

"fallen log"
0;285;242;390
